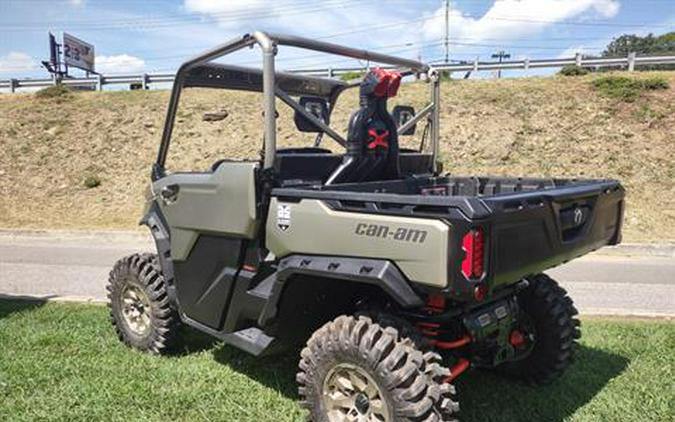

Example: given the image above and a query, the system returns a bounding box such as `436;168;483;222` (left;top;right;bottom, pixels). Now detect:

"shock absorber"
416;294;474;383
416;294;473;382
418;294;472;347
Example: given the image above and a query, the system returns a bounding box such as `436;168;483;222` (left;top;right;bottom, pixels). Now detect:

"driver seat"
325;68;401;185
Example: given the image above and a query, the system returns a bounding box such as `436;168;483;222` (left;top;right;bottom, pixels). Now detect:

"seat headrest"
360;68;402;98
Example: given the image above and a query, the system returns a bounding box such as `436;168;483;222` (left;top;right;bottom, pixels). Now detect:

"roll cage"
152;32;441;181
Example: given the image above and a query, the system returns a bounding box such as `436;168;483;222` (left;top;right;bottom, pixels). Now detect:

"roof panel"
183;63;347;98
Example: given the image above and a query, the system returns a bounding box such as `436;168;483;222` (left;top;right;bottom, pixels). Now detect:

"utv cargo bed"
273;176;624;293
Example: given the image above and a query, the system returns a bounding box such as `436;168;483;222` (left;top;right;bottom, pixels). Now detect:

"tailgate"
480;179;624;287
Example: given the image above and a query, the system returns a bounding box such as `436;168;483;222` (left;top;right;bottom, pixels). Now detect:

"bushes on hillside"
591;76;669;101
559;65;590;76
83;175;101;189
339;71;365;81
35;84;72;99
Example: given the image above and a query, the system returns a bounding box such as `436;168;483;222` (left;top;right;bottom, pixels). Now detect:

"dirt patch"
1;71;673;241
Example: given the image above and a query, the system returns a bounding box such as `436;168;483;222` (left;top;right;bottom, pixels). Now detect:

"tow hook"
510;329;526;347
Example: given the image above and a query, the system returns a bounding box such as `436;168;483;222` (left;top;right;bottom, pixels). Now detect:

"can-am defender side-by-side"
108;32;624;421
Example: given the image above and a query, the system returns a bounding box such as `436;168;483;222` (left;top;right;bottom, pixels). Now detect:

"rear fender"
258;254;424;327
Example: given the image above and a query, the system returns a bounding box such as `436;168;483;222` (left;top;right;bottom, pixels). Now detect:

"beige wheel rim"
322;363;391;422
121;284;151;336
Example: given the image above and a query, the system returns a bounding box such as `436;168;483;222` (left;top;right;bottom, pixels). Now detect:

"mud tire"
298;314;459;421
107;253;179;354
499;273;581;384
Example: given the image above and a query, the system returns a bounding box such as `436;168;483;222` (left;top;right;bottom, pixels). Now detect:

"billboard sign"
49;33;58;67
63;33;95;72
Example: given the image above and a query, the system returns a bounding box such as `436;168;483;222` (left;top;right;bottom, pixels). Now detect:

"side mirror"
392;105;416;136
294;96;330;133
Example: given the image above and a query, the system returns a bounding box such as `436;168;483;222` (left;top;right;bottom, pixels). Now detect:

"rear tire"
107;253;179;354
297;314;459;421
499;273;581;384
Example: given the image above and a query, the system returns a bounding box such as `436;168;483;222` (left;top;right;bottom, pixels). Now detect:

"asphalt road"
1;232;673;317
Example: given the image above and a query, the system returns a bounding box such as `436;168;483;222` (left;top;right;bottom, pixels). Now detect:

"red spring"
430;334;472;350
445;358;471;383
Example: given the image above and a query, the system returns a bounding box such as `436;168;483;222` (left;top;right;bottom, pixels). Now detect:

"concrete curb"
2;229;672;257
0;229;151;244
0;293;105;304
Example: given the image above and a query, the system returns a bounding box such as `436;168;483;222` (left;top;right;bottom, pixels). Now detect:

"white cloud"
183;0;415;47
0;52;38;75
184;0;262;16
424;0;621;42
68;0;86;6
591;0;621;17
96;54;146;74
181;0;623;68
182;0;424;68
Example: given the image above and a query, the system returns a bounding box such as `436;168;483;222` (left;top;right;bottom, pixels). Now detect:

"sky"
0;0;673;80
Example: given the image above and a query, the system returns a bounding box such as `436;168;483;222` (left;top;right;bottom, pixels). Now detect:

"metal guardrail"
1;53;674;92
289;53;675;76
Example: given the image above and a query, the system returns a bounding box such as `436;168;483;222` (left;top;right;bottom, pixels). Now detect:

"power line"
6;0;362;26
276;41;446;70
480;15;673;28
137;39;444;72
315;16;440;40
449;41;606;51
1;0;371;31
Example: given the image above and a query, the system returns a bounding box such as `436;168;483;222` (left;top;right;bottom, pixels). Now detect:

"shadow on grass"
212;345;300;399
167;325;299;397
0;297;47;320
205;343;628;420
458;345;629;422
170;325;220;357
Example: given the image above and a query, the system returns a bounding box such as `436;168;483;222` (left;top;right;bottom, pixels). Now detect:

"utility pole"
444;0;450;64
491;50;511;78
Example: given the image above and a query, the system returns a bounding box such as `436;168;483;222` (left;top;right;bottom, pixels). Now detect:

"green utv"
108;33;625;421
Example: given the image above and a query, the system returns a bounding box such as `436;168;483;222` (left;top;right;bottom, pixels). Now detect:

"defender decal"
277;204;291;231
355;223;427;244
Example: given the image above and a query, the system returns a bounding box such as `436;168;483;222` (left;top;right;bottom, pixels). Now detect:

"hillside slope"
0;72;673;241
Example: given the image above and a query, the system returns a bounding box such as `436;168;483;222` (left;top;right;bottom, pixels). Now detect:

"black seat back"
326;69;402;185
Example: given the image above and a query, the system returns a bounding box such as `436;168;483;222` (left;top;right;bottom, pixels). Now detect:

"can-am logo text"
355;223;427;243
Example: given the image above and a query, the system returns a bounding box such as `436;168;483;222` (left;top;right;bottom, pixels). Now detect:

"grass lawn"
0;300;673;421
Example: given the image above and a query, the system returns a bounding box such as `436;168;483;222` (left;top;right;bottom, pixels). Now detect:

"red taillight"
461;228;485;280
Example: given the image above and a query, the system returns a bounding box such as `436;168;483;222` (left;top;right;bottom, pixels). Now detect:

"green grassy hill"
1;71;673;241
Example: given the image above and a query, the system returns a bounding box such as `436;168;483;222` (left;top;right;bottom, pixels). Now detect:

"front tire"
297;315;459;421
499;273;581;384
107;253;179;354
